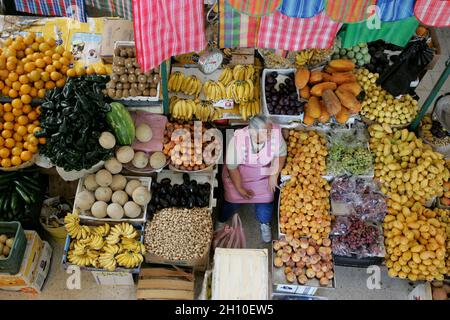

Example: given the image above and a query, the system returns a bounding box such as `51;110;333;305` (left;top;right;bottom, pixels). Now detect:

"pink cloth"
131;112;167;152
133;0;207;72
414;0;450;27
222;125;282;204
257;10;342;51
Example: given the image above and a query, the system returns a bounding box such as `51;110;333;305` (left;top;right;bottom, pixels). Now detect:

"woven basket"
0;156;36;172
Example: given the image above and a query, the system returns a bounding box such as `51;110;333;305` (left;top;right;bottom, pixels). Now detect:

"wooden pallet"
137;265;195;300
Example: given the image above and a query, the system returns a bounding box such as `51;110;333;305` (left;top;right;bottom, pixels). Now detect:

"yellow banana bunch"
116;251;144;269
92;223;110;237
122;238;146;254
171;98;196;121
228;80;254;104
203;80;226;101
233;64;255;81
181;75;202;96
168;71;185;92
295;48;333;67
239;99;261;121
218;67;233;86
193;101;221;122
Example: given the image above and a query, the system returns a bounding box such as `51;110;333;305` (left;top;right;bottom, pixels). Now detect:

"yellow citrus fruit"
11;156;22;166
1;158;12;168
0;148;10;158
20;150;32;161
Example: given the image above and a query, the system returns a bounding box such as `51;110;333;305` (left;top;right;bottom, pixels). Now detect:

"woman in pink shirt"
220;115;286;243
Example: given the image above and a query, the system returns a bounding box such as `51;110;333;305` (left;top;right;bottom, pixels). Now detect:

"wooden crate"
137;266;195;300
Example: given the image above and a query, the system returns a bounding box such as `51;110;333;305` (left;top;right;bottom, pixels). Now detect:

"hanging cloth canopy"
414;0;450;27
325;0;377;23
338;16;419;48
257;10;342;51
226;0;282;17
13;0;87;22
278;0;325;18
377;0;415;22
84;0;133;20
219;0;260;48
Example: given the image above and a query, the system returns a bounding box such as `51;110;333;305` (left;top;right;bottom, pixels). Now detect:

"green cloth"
338;16;419;48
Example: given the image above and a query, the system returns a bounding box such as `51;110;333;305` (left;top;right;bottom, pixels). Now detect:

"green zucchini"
106;102;136;145
14;183;31;204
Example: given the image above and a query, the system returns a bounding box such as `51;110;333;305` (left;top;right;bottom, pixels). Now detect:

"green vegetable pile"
327;130;373;176
332;41;371;67
0;167;44;223
36;75;114;171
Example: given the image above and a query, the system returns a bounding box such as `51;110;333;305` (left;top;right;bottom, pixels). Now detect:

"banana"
174;72;184;92
219;67;233;86
233;65;246;81
245;65;255;81
245;79;254;100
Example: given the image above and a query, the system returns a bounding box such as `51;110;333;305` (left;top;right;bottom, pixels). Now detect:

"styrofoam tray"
112;41;160;102
75;176;151;224
261;68;304;125
156;169;217;212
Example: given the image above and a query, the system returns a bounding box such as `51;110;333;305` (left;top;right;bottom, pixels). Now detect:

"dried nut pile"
280;130;331;240
145;208;212;260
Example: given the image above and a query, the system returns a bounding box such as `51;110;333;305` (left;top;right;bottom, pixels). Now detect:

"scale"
198;48;223;74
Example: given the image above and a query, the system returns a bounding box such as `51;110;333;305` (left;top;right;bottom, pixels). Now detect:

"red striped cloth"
325;0;376;23
226;0;282;17
257;11;342;51
414;0;450;27
133;0;207;72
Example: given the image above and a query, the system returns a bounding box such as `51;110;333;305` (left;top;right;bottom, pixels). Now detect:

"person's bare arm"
228;167;254;199
269;155;286;192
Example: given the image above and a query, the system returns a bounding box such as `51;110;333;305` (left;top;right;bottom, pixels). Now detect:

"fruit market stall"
0;0;449;303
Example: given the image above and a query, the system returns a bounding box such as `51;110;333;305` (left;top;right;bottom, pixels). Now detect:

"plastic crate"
0;221;27;275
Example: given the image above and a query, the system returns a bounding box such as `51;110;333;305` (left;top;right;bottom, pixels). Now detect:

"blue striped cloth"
278;0;325;18
378;0;415;22
14;0;87;22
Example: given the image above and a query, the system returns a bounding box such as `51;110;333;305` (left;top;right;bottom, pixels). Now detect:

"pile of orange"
0;33;73;99
0;99;44;167
0;32;71;168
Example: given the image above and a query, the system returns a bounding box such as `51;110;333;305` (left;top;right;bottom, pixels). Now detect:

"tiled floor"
1;29;449;301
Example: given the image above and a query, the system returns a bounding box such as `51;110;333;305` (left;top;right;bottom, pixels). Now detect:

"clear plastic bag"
330;176;387;223
331;215;385;258
326;129;373;177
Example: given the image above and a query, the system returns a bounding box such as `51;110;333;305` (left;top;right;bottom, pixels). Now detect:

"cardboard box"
100;18;134;62
0;232;52;294
91;271;134;286
0;231;43;288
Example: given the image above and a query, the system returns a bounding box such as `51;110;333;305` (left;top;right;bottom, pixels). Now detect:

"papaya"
300;85;310;99
335;106;350;124
318;100;330;124
337;82;362;96
310;82;337;97
295;68;310;89
322;89;341;115
305;96;321;119
330;72;356;85
322;73;333;82
309;71;323;84
329;59;355;72
303;114;315;126
335;88;361;113
324;66;339;74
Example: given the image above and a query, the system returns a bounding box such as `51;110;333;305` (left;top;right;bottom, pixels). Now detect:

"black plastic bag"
377;39;434;96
